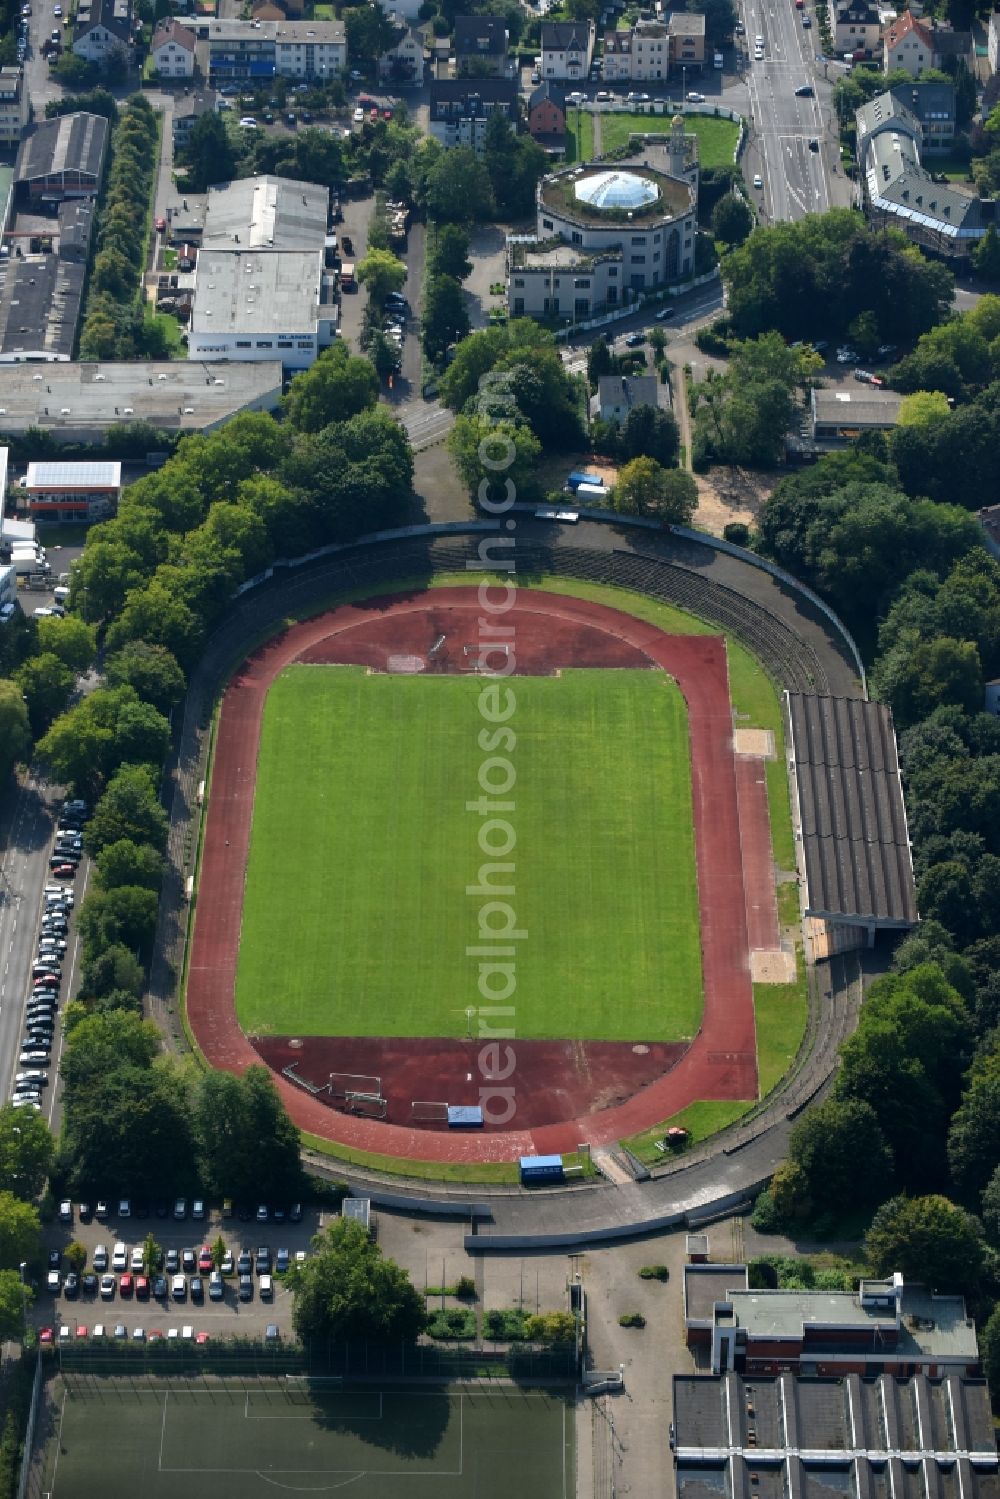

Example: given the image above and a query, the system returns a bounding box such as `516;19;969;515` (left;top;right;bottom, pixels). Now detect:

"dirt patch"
693;465;782;538
254;1035;689;1131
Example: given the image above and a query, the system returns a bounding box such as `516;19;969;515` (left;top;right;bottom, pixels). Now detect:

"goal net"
410;1100;449;1123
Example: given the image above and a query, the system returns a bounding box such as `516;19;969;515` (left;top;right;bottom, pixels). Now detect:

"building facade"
181;18;346;84
429;79;519;149
540;20;595;80
24;460;121;523
72;0;133;64
378;22;424;84
151;17;196;76
0;69;29;149
188;248;336;368
828;0;881;56
16;112;108;205
528;81;566;140
508;126;697;321
453;15;510;76
882;9;935;74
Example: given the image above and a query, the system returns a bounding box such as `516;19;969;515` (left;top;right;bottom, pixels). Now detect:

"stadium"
182;526;915;1173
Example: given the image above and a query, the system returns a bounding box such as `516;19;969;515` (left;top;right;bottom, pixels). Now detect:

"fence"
14;1352;41;1499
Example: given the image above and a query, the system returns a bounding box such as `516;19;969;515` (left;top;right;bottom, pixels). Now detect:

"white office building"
188;248;337;369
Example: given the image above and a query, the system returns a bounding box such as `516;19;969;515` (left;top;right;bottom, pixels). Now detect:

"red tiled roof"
884;9;934;51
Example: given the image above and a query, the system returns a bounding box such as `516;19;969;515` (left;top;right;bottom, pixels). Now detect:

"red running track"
186;588;759;1162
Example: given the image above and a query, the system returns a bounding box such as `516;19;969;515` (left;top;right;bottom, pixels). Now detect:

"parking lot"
37;1199;330;1345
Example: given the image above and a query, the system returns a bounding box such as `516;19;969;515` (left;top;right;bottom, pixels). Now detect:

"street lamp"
18;1262;27;1338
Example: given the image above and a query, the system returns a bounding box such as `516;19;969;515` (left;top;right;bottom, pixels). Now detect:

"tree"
947;1051;1000;1200
181;110;237;192
613;458;698;524
195;1066;302;1203
142;1232;162;1274
344;0;397;67
65;1241;87;1274
283;343;379;434
423;146;494;222
878;636;983;729
290;1218;426;1345
356;247;407;310
785;1098;894;1218
0;1270;30;1342
865;1194;985;1296
972;223;1000;280
104;641;186;714
0;680;31;780
448;414;543;504
85;765;168;856
523;1310;577;1345
0;1106;52;1200
34;615;96;674
587;336;615;390
95;839;164;893
619;405;681;467
429;223;472;281
981;1163;1000;1250
981;1302;1000;1405
711;193;754;249
16;654;74;737
211;1233;227;1269
0;1193;41;1271
422;273;470;363
78;885;159;962
897;391;953;426
79;942;145;1005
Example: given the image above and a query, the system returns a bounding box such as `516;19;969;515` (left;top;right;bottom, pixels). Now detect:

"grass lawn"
35;523;90;547
144;306;186;358
754;946;808;1097
924;152;973;181
599;112;739;168
237;666;703;1042
623;1098;752;1165
565;107;594;164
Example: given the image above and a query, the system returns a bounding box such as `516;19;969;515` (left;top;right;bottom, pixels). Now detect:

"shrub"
454;1274;477;1300
723;522;751;547
618;1312;646;1328
638;1264;670;1281
426;1308;475;1340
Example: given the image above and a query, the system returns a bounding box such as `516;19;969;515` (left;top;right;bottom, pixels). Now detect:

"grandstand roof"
785;692;918;927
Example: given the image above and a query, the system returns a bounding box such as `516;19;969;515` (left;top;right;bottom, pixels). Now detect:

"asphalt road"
742;0;833;222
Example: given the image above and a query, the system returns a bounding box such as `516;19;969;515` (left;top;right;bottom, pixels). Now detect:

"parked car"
93;1245;109;1271
171;1275;187;1301
100;1275;115;1300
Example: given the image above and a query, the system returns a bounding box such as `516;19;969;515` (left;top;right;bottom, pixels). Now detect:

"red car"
195;1331;210;1345
155;216;166;232
135;1275;150;1301
119;1274;133;1298
75;1324;88;1339
383;107;392;120
370;106;378;122
39;1327;53;1345
52;864;76;879
197;1246;214;1274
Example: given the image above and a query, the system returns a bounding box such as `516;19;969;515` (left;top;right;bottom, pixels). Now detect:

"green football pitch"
235;666;703;1043
43;1383;574;1499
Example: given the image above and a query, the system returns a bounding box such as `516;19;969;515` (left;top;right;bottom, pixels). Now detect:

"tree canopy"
290;1218;426;1345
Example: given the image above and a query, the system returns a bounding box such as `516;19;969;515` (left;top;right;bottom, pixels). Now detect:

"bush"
618;1312;646;1328
638;1264;670;1281
426;1308;476;1340
723;522;751;547
750;1189;783;1233
454;1274;477;1300
483;1307;530;1340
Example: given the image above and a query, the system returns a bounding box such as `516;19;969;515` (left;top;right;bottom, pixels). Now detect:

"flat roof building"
0;360;283;440
180;17;346;83
810;385;903;442
16;113;109;204
188;248;336;368
200;175;329;250
0;255;85;362
24;459;121;524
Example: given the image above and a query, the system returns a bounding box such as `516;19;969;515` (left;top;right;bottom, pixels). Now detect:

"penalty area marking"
244;1391;384;1421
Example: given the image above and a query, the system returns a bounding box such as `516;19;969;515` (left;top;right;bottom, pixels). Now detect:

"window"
235;340;251;348
514;277;524;288
630;254;645;264
571;230;582;244
608;265;618;277
574;277;591;288
256;340;273;348
514;297;524;314
631;235;644;244
542;217;553;229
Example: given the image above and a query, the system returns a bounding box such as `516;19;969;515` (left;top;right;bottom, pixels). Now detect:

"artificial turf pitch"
44;1384;574;1499
235;665;703;1043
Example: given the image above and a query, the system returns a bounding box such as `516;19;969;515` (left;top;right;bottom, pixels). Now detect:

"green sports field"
236;666;703;1042
42;1383;574;1499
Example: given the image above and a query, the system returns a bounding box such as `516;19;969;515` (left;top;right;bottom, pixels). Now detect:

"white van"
714;50;724;67
259;1273;273;1300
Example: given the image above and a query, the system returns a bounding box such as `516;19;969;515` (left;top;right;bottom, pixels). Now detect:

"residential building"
72;0;133;65
0;361;284;441
453;14;510;76
24;460;121;524
890;78;956;152
856;89;988;259
15;113;109;205
693;1271;978;1376
199;175;329;251
377;21;424;85
188;248;337;368
668;12;706;69
527;81;566;143
810;386;903;441
979;503;1000;559
429;78;519;150
828;0;881;58
603;18;670;81
673;1372;999;1499
180;18;346;84
540;20;595;80
150;17;196;77
882;8;934;73
597;373;659;423
0;68;29;150
990;9;1000;74
171;91;217;151
508;126;698;320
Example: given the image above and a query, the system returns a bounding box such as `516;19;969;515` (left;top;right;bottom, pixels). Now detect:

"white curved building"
508;121;698;320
